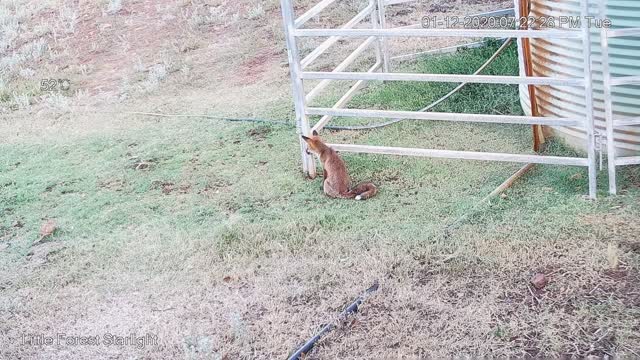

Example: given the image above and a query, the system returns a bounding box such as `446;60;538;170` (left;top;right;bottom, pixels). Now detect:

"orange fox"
302;131;377;200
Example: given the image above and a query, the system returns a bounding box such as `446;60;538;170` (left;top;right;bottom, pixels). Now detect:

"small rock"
500;193;508;199
530;273;548;289
39;219;57;239
34;219;58;245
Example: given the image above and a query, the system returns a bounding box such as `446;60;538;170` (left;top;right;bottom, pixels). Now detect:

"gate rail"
280;0;598;198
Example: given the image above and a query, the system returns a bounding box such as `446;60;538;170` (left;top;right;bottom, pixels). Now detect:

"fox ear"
301;135;311;142
312;130;319;136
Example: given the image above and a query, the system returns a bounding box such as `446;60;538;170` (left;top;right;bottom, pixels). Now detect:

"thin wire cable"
95;39;513;131
323;38;513;130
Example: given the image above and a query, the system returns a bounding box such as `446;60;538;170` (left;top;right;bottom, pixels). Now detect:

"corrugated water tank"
518;0;640;155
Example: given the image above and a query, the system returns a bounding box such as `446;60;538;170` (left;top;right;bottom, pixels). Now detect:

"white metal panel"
328;144;589;166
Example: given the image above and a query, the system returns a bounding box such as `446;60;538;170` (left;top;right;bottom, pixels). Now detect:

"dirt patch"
538;265;640;309
600;268;640;307
43;180;77;193
131;158;157;171
582;212;640;242
198;185;227;198
25;242;66;268
246;125;272;141
45;0;198;96
620;240;640;254
311;263;640;358
98;179;127;191
236;50;283;86
150;181;191;195
620;167;640;189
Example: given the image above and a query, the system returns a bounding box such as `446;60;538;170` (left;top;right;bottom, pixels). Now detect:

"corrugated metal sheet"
519;0;640;155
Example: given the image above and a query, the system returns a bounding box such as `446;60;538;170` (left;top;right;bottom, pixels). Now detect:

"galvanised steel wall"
519;0;640;154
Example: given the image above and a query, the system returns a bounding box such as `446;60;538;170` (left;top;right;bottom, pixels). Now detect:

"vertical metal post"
371;1;382;67
281;0;316;178
599;3;617;195
580;0;597;199
376;0;390;73
513;0;527;80
518;0;544;152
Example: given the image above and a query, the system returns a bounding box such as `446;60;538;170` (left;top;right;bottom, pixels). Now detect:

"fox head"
301;130;327;156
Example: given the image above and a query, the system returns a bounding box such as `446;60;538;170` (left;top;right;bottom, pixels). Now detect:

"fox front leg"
321;168;328;190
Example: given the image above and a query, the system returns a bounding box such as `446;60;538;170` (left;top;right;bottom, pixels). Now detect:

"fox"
301;131;377;200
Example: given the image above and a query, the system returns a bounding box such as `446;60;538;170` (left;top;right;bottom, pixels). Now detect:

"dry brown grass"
2;192;639;358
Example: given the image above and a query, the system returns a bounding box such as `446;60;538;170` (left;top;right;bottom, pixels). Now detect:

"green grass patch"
2;41;638;271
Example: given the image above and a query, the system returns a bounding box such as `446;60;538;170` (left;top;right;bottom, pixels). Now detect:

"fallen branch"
441;163;535;239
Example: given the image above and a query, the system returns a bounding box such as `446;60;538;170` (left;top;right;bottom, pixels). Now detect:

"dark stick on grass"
287;280;379;360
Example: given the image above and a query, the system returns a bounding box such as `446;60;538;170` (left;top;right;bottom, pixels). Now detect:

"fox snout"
301;136;312;155
301;131;321;155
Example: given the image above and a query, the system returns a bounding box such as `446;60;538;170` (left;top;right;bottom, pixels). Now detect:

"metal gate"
280;0;598;199
599;3;640;195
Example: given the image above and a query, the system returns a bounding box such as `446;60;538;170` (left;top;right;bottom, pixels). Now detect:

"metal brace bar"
300;3;375;69
294;28;583;39
307;107;583;126
328;143;589;166
610;75;640;86
294;0;338;28
280;0;599;197
607;27;640;38
301;71;585;86
305;36;377;102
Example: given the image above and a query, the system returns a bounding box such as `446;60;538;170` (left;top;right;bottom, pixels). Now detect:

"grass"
0;0;321;115
1;41;640;359
352;40;522;111
0;0;71;112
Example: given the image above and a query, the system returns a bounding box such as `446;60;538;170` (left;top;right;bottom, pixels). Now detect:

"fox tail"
349;182;377;200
